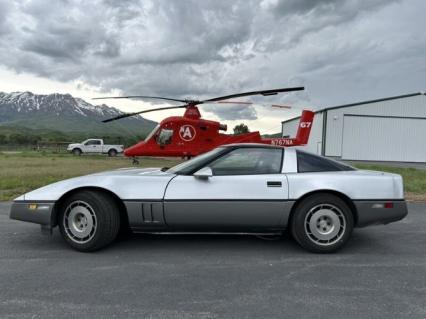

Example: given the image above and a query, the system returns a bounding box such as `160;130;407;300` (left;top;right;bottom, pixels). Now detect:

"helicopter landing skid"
132;157;140;165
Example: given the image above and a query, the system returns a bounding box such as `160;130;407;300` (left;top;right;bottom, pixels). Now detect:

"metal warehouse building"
282;93;426;162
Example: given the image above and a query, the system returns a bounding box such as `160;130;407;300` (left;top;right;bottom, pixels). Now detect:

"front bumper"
10;201;55;226
355;200;408;227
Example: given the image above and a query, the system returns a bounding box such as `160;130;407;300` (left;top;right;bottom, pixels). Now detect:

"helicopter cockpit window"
144;125;160;142
156;129;173;145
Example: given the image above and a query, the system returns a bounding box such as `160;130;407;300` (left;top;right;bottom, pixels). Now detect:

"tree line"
0;123;253;147
0;130;143;147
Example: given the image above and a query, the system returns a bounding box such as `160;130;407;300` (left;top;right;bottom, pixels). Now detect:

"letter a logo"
179;125;196;141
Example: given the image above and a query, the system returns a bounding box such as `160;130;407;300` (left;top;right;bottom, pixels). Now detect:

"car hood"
17;167;177;202
89;167;171;177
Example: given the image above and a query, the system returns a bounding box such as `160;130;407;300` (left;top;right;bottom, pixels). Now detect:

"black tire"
108;149;117;157
72;148;82;156
291;194;354;253
58;190;121;252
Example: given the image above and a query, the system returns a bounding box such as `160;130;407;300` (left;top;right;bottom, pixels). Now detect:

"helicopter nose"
124;142;145;157
124;146;137;157
123;148;132;157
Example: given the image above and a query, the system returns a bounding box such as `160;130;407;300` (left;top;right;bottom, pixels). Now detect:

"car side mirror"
194;167;213;179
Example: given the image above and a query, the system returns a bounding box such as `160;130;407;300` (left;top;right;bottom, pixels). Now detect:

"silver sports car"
10;144;407;253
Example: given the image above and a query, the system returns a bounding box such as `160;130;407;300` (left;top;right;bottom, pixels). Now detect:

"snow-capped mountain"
0;91;156;136
0;91;120;116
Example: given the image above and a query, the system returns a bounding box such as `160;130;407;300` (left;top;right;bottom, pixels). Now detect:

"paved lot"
0;202;425;319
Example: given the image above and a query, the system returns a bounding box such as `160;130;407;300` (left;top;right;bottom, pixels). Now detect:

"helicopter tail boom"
263;110;315;146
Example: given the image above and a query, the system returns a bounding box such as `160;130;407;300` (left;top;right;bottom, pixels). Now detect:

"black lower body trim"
354;200;408;227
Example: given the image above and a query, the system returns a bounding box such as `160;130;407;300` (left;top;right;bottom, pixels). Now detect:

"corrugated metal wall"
282;94;426;162
282;112;323;154
325;94;426;158
341;115;426;162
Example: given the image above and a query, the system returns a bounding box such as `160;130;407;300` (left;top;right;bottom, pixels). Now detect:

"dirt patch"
405;192;426;202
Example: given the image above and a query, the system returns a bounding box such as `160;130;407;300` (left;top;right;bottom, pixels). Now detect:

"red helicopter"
95;87;314;160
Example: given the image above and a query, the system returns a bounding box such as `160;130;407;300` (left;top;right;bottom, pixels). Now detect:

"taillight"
372;202;394;209
384;202;394;209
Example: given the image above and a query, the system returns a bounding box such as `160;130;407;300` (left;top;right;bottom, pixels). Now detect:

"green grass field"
0;152;181;201
0;152;425;201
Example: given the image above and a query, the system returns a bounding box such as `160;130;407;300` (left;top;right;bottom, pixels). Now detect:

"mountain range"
0;91;157;139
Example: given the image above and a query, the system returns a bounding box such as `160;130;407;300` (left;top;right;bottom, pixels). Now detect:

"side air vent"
141;202;162;223
124;201;165;227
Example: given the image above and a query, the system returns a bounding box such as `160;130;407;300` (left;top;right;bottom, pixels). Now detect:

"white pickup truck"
67;139;124;156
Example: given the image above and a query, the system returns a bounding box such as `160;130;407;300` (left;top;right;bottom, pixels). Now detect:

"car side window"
85;140;101;145
156;129;173;145
209;148;283;176
297;150;355;173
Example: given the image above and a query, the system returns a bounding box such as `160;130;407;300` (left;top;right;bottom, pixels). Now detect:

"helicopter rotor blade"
212;100;253;105
271;104;311;110
93;95;189;103
271;104;293;109
201;86;304;104
99;86;305;123
102;105;187;123
95;86;303;107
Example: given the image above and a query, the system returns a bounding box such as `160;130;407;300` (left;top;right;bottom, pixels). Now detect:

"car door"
163;147;290;231
84;139;102;153
92;140;103;153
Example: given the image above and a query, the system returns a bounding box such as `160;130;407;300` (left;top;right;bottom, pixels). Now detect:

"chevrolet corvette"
10;144;407;253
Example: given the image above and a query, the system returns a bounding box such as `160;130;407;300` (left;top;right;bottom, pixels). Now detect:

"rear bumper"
10;201;55;226
355;200;408;227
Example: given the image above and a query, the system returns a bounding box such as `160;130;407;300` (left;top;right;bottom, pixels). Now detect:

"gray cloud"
0;0;425;121
271;0;391;17
203;104;257;120
0;0;12;35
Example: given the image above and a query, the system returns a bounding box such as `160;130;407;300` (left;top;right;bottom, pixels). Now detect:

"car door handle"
267;181;282;187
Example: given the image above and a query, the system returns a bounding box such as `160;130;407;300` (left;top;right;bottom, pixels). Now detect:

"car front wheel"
58;190;120;252
291;194;354;253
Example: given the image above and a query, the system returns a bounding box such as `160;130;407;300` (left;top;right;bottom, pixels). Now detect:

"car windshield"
167;147;226;175
144;125;160;142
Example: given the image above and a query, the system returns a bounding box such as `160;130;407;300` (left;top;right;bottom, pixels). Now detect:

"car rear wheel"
58;190;120;252
72;148;82;156
108;149;117;157
291;194;354;253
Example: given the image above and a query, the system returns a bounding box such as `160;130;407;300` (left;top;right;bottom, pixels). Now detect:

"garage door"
342;115;426;162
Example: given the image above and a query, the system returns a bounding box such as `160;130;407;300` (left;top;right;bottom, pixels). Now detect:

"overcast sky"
0;0;425;133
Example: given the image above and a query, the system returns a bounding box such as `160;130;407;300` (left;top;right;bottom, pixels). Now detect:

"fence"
0;142;71;153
